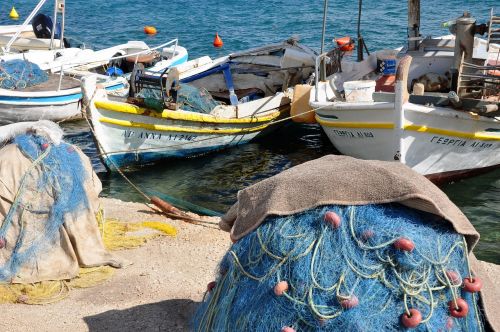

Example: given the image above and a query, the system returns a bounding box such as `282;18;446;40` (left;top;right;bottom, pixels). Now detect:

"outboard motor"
31;13;60;39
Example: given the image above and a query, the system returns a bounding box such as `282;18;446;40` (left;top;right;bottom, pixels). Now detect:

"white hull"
315;102;500;176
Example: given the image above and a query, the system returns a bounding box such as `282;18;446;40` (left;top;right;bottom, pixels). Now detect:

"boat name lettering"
332;130;374;138
122;130;197;141
430;136;494;149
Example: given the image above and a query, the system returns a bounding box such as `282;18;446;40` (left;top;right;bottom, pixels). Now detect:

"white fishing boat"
82;39;317;169
309;1;500;183
0;0;188;124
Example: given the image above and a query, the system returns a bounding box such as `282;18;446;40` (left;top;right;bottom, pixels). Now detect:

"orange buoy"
144;26;157;35
335;36;354;52
213;32;223;48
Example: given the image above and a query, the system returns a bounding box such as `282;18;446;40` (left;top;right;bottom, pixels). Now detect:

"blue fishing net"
0;134;88;281
137;83;220;114
0;59;48;90
194;204;484;331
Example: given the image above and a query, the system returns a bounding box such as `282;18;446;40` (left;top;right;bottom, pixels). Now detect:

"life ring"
125;52;157;64
335;36;355;52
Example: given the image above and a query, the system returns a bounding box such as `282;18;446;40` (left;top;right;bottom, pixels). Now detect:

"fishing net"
194;204;484;331
137;83;220;114
0;133;89;282
0;59;48;90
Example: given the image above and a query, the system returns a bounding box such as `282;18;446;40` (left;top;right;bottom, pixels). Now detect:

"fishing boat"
309;1;500;183
82;39;317;169
0;0;188;124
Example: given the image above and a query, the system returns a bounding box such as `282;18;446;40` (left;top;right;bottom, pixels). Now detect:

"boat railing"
314;52;330;102
56;39;179;91
3;0;49;53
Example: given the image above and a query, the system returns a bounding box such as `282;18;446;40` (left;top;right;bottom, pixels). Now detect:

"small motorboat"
82;39;317;169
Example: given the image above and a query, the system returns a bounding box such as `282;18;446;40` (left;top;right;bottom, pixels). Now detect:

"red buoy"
394;237;415;252
361;229;374;240
335;36;354;52
340;295;359;309
213;32;223;48
207;281;217;292
41;143;49;150
401;308;422;328
448;298;469;318
324;211;341;229
274;281;289;296
463;277;482;293
0;237;6;249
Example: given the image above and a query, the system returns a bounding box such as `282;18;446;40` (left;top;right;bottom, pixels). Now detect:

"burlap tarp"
0;143;121;284
220;155;499;330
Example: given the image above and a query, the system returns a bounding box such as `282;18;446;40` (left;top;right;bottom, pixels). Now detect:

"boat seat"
20;74;81;92
210;88;264;103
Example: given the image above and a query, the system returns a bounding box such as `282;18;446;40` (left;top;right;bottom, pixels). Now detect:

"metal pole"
59;0;65;49
319;0;328;81
49;0;58;50
357;0;363;62
4;0;48;53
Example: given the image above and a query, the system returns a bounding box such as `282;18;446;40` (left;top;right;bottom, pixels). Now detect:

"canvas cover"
0;142;121;284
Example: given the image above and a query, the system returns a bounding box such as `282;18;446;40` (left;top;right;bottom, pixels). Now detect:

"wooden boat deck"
20;74;81;92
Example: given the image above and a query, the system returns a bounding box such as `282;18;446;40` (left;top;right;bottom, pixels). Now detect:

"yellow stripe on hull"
404;124;500;141
316;116;500;141
315;116;394;129
99;117;271;135
95;100;281;124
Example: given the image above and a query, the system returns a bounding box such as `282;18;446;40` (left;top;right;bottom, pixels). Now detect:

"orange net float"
144;26;157;35
335;36;355;52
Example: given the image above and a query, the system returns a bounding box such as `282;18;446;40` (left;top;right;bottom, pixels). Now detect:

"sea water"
1;0;498;263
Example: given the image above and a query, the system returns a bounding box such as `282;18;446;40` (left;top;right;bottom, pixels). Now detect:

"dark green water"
5;0;497;263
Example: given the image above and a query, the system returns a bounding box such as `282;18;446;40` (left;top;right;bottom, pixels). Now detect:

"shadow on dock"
84;299;199;331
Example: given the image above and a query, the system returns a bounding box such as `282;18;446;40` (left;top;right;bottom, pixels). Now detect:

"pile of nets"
0;59;48;90
137;83;220;114
194;204;484;331
0;133;88;281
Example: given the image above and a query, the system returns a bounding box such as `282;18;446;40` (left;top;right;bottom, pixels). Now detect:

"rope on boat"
81;102;219;226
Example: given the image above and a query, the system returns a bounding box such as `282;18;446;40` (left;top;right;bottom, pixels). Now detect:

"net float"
394;237;415;252
448;298;469;318
340;295;359;309
445;270;462;285
400;308;422;328
0;237;6;249
207;281;217;292
274;281;288;296
463;277;482;293
281;327;295;332
324;211;341;229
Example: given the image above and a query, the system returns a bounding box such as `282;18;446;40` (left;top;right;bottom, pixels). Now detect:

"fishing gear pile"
194;203;484;331
0;59;48;90
0;133;89;281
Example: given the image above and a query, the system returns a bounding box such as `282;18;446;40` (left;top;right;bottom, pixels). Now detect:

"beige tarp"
221;155;499;330
0;143;121;284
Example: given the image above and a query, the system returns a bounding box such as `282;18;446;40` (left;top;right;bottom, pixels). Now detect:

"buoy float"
281;327;295;332
445;270;462;286
462;277;482;293
0;237;6;249
400;308;422;328
144;26;157;35
41;143;49;150
394;237;415;252
339;295;359;309
335;36;354;52
9;6;19;20
361;229;375;240
213;32;223;48
207;281;217;292
324;211;341;229
448;298;469;318
274;280;288;296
